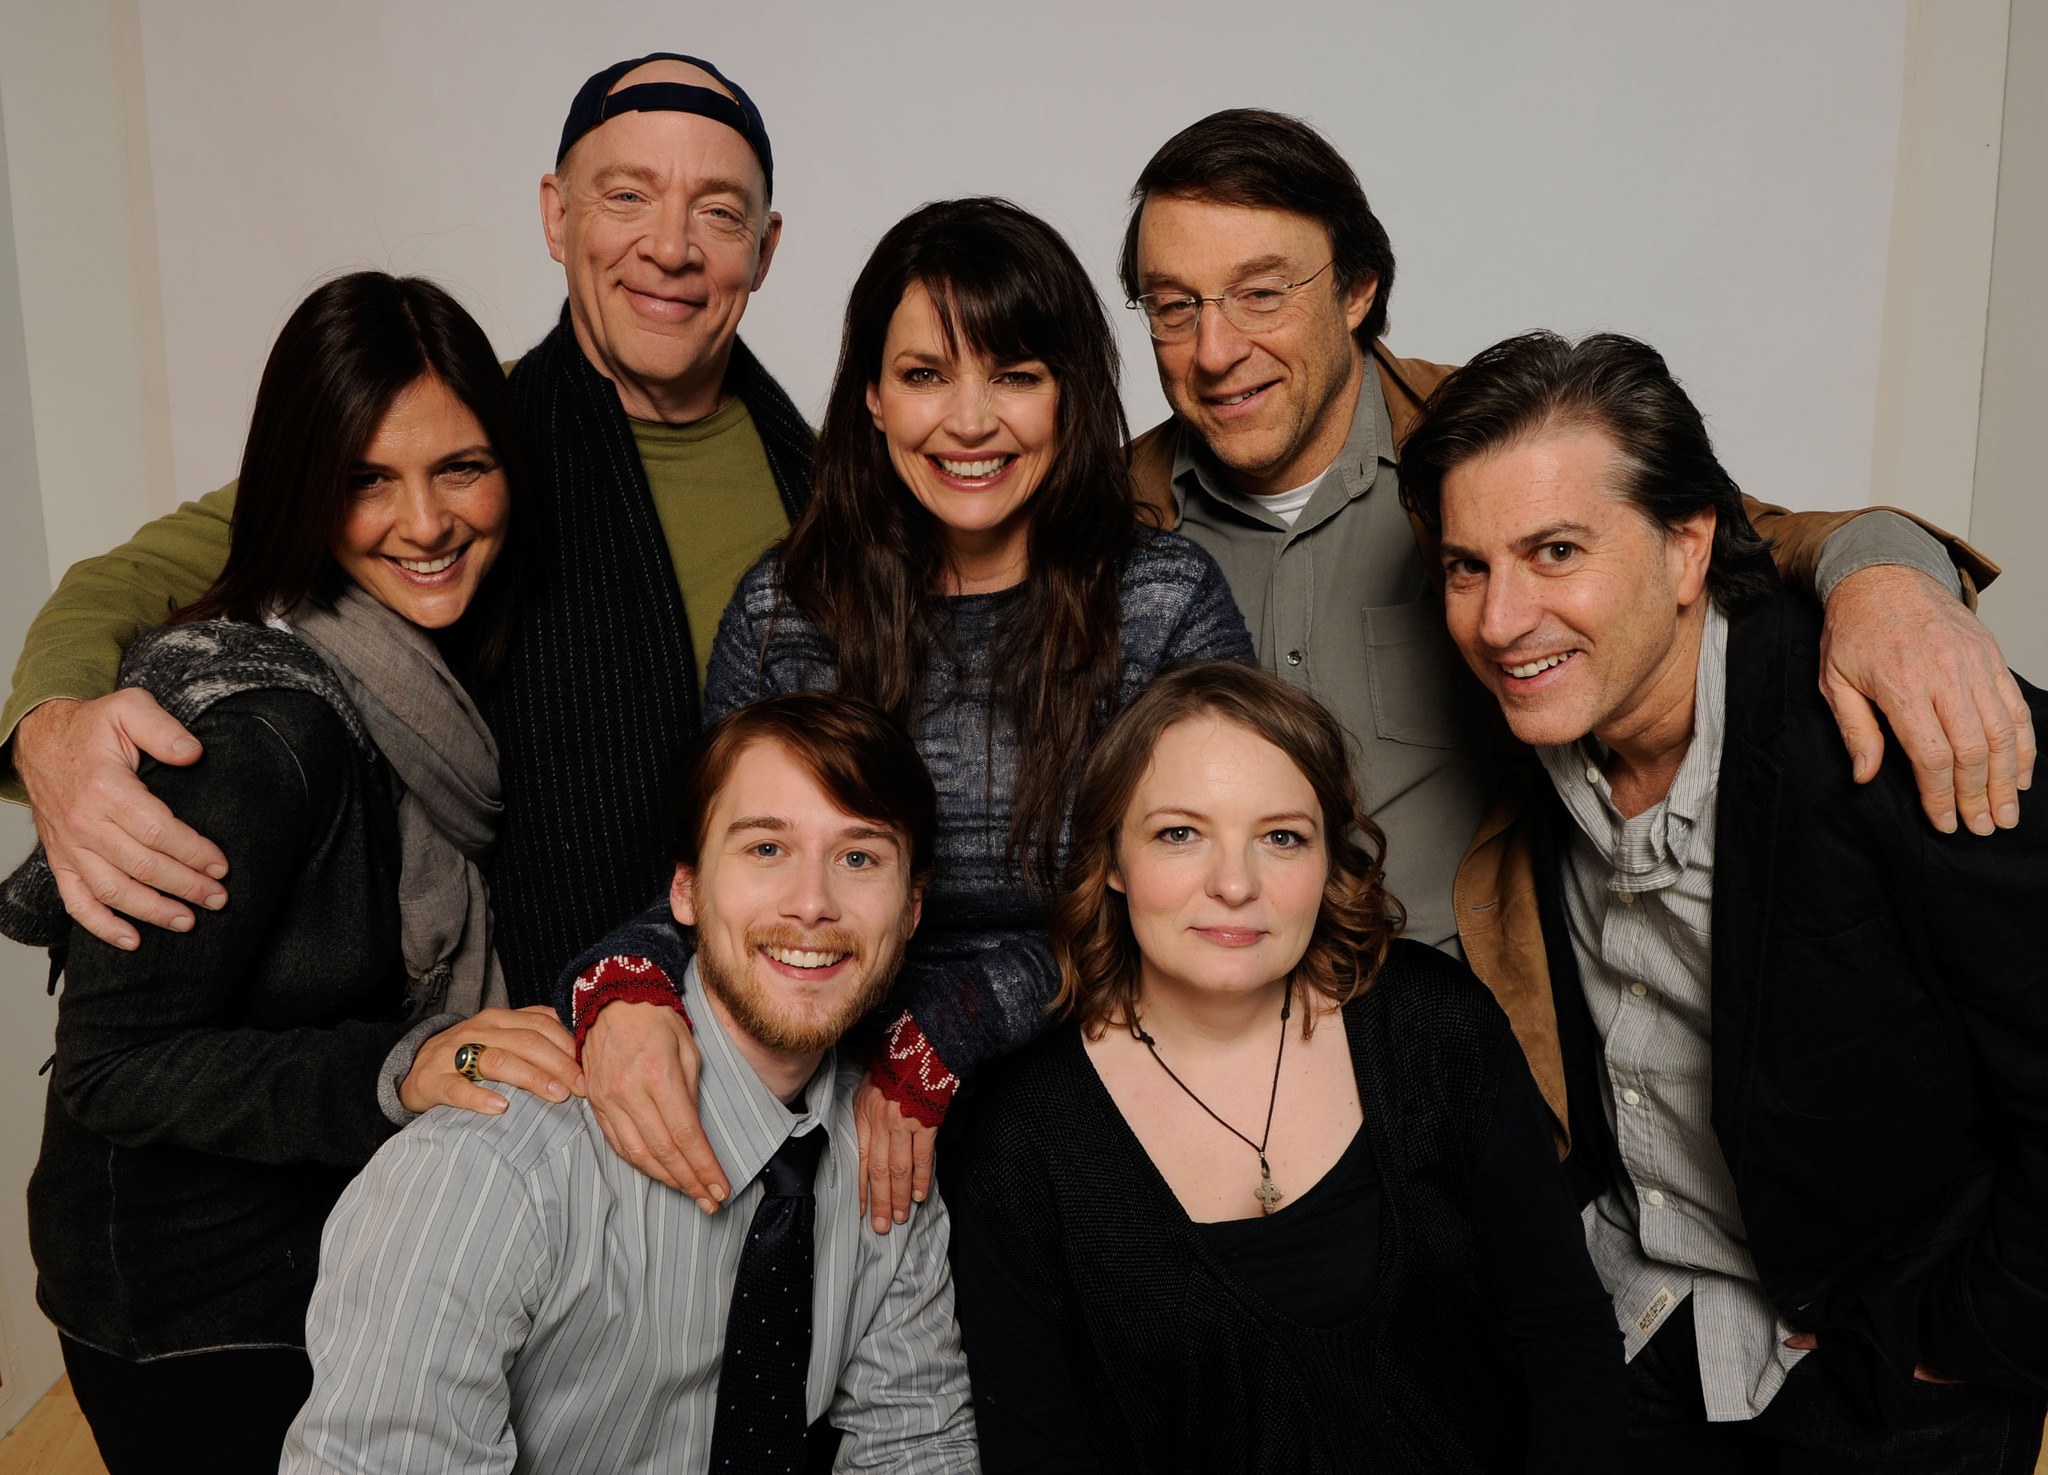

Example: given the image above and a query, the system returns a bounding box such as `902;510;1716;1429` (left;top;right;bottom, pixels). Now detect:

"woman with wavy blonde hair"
947;661;1624;1475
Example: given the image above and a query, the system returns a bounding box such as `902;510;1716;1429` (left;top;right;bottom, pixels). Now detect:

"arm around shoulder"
2;483;236;794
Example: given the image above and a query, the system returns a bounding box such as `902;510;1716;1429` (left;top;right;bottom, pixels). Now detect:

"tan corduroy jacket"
1130;343;1999;1149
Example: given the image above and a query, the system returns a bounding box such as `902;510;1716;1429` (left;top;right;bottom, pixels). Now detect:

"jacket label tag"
1637;1287;1677;1335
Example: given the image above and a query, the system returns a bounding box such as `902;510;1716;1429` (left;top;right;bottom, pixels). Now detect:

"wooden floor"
0;1382;105;1475
0;1371;2039;1473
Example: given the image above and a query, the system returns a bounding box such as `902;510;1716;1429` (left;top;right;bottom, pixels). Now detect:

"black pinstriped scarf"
484;307;814;1005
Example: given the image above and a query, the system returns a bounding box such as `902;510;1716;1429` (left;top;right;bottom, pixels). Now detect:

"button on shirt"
283;959;979;1474
1536;602;1805;1422
1171;377;1505;949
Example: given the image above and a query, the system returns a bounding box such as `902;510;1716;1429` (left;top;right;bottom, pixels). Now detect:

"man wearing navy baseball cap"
2;53;815;1038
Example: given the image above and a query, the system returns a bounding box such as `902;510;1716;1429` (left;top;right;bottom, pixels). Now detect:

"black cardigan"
1542;582;2048;1419
946;940;1624;1474
28;687;412;1359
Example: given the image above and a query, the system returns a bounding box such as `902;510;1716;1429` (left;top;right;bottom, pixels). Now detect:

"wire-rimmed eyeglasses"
1128;261;1336;342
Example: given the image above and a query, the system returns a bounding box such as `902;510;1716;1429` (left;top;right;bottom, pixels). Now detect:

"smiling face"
1135;194;1374;497
1111;713;1329;1003
332;374;511;629
672;737;921;1060
863;282;1059;587
1437;426;1715;751
541;60;782;422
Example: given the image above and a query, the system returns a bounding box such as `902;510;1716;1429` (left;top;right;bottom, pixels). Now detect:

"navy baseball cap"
556;52;772;198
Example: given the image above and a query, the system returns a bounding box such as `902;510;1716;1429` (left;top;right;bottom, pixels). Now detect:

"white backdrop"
138;0;1908;513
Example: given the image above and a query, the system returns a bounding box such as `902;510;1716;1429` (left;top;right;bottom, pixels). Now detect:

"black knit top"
945;941;1625;1474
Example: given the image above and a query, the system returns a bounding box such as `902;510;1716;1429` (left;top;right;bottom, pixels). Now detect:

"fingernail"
116;934;138;951
547;1082;567;1099
1937;813;1958;834
697;1198;716;1215
710;1184;727;1202
172;738;200;757
1997;804;2019;828
573;1074;587;1096
1970;813;1995;836
170;915;193;932
488;1098;506;1113
205;864;227;880
894;1210;907;1224
204;892;227;910
912;1190;925;1202
873;1216;890;1233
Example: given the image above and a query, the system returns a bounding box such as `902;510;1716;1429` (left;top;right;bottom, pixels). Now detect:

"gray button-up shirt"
1169;370;1960;954
283;960;979;1473
1536;604;1806;1422
1171;377;1505;949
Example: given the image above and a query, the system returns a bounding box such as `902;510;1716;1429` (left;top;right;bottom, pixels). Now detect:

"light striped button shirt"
282;959;979;1473
1536;602;1807;1422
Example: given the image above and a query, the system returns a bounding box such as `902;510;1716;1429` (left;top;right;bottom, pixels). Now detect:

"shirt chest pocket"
1363;600;1472;749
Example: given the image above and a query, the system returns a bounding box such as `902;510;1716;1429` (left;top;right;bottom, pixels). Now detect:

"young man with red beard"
283;694;979;1475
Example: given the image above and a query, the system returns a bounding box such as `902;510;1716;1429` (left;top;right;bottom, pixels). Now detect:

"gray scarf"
289;584;507;1017
0;592;506;1019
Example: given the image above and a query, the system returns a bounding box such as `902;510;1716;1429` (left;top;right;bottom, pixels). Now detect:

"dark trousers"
1628;1299;2046;1474
61;1333;313;1475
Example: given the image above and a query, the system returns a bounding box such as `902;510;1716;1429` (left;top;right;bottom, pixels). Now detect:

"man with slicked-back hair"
1404;328;2048;1472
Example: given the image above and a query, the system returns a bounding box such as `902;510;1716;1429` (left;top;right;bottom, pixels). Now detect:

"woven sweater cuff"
376;1012;464;1126
569;954;691;1056
869;1010;960;1129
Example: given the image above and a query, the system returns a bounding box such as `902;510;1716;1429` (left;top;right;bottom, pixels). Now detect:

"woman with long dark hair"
947;662;1624;1473
4;272;584;1474
569;198;1253;1226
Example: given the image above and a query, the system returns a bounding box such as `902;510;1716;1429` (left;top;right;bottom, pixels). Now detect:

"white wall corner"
0;0;178;588
1870;0;2011;534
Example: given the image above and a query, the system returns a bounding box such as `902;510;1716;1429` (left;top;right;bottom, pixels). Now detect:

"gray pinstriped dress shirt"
282;960;979;1473
1537;603;1809;1422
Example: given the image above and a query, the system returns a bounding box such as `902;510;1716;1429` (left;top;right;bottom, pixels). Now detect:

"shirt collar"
681;958;832;1190
1169;364;1392;536
1537;600;1730;892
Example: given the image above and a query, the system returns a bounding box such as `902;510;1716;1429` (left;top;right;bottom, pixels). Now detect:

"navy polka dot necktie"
708;1127;828;1475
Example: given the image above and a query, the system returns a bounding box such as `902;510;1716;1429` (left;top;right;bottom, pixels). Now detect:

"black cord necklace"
1132;980;1293;1216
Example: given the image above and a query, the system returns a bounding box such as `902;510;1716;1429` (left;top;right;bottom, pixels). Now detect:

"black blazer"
1538;582;2048;1418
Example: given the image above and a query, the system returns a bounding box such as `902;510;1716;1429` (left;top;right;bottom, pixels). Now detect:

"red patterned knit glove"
868;1009;960;1128
569;954;692;1057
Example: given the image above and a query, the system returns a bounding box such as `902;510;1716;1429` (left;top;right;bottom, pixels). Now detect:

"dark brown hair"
176;271;530;675
1051;662;1404;1037
1399;330;1776;612
780;197;1135;893
675;693;939;885
1119;108;1397;348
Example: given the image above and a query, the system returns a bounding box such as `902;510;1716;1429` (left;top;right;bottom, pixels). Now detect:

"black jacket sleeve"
1912;676;2048;1388
53;692;410;1168
1470;1046;1628;1473
948;1189;1102;1474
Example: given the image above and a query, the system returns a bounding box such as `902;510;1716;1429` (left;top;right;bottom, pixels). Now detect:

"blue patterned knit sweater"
703;529;1254;1085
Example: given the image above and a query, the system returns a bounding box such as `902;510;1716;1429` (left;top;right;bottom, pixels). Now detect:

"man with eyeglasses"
1119;108;2032;967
